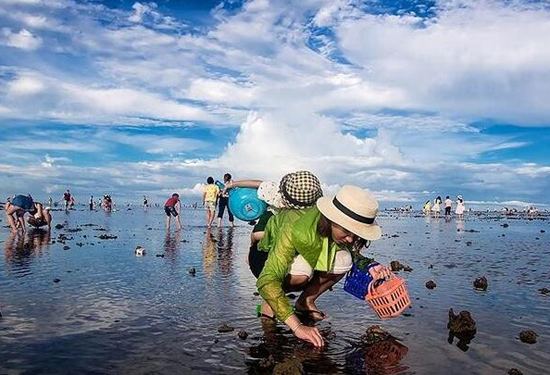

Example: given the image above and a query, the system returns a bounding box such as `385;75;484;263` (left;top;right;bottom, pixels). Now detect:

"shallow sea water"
0;208;549;375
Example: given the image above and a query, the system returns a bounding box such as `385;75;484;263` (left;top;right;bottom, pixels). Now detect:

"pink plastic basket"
366;275;411;319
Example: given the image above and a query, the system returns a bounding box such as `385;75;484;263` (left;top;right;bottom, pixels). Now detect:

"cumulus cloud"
0;27;42;50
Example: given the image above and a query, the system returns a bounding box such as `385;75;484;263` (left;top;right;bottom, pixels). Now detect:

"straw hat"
316;185;381;240
279;171;323;209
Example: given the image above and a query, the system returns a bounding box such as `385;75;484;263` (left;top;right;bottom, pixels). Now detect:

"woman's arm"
223;179;263;193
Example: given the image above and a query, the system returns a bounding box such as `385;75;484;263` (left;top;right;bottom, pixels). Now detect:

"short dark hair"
172;193;179;198
224;173;232;182
207;177;214;184
446;196;450;199
317;213;369;252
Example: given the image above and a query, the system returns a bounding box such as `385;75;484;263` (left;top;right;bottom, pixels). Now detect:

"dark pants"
248;241;269;279
217;197;234;222
445;207;451;215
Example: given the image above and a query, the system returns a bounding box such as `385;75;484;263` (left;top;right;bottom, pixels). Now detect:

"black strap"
333;197;374;224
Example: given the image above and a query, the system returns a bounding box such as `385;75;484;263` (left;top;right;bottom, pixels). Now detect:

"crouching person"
256;186;391;347
5;195;52;233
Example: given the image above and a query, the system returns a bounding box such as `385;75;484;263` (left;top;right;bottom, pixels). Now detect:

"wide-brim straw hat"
317;185;381;241
279;171;323;209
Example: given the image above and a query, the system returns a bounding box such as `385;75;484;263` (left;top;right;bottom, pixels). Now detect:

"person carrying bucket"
256;184;391;348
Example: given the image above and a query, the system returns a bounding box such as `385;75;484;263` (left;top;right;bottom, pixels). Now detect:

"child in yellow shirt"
203;177;219;227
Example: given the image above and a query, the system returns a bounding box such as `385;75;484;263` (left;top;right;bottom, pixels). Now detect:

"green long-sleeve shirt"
256;207;346;321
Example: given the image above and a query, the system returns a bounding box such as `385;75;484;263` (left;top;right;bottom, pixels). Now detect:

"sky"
0;0;549;207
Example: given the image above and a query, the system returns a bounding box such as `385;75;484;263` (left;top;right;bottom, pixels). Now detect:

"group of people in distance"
423;195;465;219
163;173;236;230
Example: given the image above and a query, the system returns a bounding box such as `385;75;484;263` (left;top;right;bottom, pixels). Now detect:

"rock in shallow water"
474;276;488;291
218;324;234;333
519;330;538;344
361;325;395;345
425;280;436;289
237;330;248;339
448;309;476;334
508;368;523;375
272;358;304;375
538;287;549;295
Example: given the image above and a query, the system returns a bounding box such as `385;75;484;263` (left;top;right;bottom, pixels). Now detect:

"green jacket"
256;207;347;321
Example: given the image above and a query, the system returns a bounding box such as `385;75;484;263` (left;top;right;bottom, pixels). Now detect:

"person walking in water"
89;196;94;210
217;173;235;228
423;200;432;215
444;196;453;217
203;177;219;228
164;193;182;230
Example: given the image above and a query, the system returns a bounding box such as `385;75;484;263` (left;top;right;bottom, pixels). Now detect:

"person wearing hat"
256;185;391;347
223;171;324;277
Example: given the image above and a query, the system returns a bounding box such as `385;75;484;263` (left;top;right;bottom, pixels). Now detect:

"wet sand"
0;208;549;374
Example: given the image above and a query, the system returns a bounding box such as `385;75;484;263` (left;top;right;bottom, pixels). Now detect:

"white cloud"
1;27;42;50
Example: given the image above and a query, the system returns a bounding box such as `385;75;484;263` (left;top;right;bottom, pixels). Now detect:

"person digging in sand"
256;184;391;347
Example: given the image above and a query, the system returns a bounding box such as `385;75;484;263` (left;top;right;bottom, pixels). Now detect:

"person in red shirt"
164;193;182;230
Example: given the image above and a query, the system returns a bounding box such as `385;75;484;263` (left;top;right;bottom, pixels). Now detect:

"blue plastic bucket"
228;188;267;221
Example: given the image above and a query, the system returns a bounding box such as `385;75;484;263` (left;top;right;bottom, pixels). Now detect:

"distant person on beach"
423;200;432;215
444;196;452;217
432;196;442;218
102;195;113;212
69;196;76;209
164;193;183;230
63;190;71;210
217;173;235;228
4;195;51;233
89;196;94;210
143;196;148;208
48;197;53;209
203;177;219;228
455;195;465;219
255;184;391;348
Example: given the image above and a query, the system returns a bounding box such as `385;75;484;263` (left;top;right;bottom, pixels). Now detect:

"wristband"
291;322;303;332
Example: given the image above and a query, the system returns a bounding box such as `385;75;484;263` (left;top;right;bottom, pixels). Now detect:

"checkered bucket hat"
279;171;323;209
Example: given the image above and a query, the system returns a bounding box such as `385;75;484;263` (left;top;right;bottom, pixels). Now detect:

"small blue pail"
228;188;267;221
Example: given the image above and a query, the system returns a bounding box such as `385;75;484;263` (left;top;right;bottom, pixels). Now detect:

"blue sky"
0;0;549;207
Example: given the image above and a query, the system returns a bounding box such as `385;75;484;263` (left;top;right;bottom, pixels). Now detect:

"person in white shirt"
444;196;453;217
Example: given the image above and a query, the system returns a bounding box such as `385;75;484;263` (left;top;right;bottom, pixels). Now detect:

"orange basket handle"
367;274;395;297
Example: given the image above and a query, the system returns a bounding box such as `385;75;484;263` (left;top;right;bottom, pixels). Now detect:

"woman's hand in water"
369;264;392;279
294;324;325;347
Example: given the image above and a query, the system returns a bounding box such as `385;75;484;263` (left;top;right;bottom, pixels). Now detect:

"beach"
0;208;549;375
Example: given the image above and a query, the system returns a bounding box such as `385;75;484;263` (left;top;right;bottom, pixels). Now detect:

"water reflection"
4;229;51;270
163;228;181;263
216;227;233;275
246;322;339;375
202;229;216;278
346;340;409;375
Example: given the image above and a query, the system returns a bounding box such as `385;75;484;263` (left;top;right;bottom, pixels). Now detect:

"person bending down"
164;193;182;230
5;195;52;233
256;185;391;347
